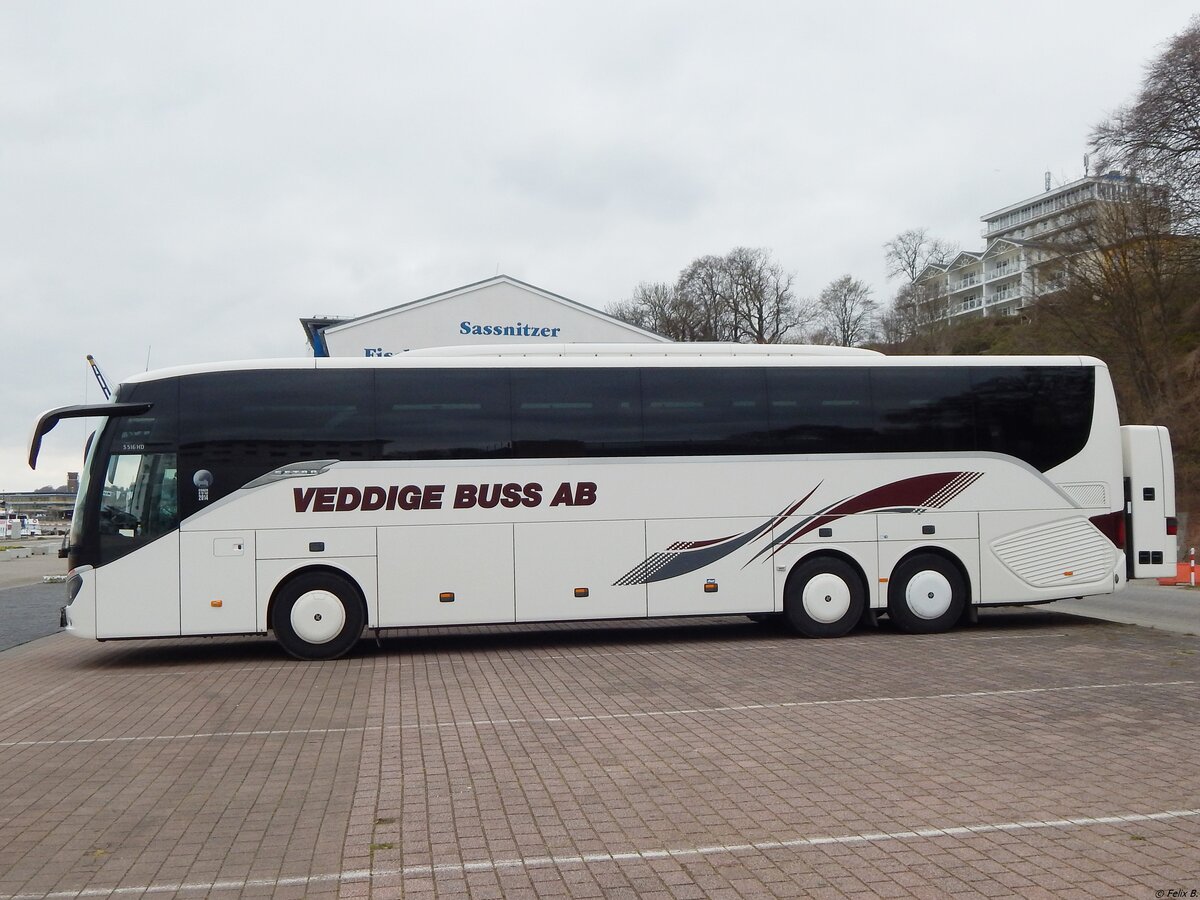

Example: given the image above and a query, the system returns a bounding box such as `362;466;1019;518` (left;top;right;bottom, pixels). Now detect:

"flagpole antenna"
86;355;111;401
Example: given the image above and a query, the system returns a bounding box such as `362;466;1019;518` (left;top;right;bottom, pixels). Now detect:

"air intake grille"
992;517;1115;588
1059;482;1108;508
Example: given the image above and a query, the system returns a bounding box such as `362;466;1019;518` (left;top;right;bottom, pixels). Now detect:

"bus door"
1121;425;1177;579
93;450;183;638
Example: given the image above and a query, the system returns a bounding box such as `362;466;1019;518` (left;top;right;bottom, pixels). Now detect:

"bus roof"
403;342;885;358
120;345;1108;385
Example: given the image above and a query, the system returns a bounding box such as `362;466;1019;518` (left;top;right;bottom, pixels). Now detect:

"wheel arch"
889;546;974;606
785;548;870;600
266;564;368;634
782;549;870;638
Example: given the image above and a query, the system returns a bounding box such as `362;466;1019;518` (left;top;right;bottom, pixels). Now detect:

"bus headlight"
67;571;83;604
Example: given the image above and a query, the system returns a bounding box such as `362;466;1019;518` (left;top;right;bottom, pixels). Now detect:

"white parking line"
4;807;1197;899
1;679;1193;749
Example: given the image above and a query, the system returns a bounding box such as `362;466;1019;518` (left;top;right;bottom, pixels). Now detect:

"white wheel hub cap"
905;570;953;619
291;590;346;644
802;573;852;624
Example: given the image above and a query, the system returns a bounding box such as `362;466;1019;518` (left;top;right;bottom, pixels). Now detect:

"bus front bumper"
61;567;98;639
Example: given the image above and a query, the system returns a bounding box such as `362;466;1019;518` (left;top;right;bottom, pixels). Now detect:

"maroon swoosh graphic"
768;472;980;556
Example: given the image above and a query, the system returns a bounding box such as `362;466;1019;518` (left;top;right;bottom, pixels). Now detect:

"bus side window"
972;366;1094;471
511;369;641;457
642;368;770;456
871;367;973;453
178;369;374;515
376;369;513;460
767;368;872;453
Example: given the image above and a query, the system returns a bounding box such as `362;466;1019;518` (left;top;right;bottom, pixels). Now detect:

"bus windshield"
71;381;181;568
68;424;105;557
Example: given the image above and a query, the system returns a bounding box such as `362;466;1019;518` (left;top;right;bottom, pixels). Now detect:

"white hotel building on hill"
917;174;1146;320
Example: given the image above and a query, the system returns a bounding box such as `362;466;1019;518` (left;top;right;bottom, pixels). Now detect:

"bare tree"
675;254;737;341
725;247;810;343
605;281;697;340
878;228;958;346
877;280;953;350
1092;15;1200;230
1032;191;1198;419
612;248;812;343
815;275;878;347
883;228;957;283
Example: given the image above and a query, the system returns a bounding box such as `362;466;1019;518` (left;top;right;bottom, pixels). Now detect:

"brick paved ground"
0;610;1197;898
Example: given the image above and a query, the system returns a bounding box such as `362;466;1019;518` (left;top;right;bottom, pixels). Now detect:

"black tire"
887;553;967;634
272;572;366;660
783;557;866;638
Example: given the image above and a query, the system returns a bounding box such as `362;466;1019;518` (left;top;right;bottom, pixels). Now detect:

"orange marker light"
210;600;223;608
439;592;455;602
574;588;589;598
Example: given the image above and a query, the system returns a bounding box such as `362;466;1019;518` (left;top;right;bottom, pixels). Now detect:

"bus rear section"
1122;425;1178;579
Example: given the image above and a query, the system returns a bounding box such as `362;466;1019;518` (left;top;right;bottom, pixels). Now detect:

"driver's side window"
98;453;179;561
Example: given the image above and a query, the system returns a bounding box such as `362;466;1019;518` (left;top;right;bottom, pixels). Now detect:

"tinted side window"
182;370;374;444
511;369;641;457
179;369;375;513
767;367;873;453
376;369;512;460
642;368;771;455
973;366;1094;471
114;379;180;450
871;367;974;452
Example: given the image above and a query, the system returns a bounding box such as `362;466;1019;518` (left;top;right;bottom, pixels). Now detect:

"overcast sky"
2;1;1195;492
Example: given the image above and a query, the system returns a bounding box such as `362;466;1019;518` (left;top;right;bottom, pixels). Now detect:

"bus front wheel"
272;572;366;660
887;554;967;634
783;557;866;638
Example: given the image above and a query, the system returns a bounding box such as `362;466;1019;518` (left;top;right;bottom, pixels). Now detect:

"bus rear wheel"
272;572;366;660
887;553;967;634
783;557;865;638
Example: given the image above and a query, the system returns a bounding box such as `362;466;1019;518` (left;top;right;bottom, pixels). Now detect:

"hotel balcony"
952;296;984;315
985;264;1020;282
987;286;1021;305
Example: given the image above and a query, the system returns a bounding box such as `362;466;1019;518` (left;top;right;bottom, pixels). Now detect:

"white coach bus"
30;344;1177;660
